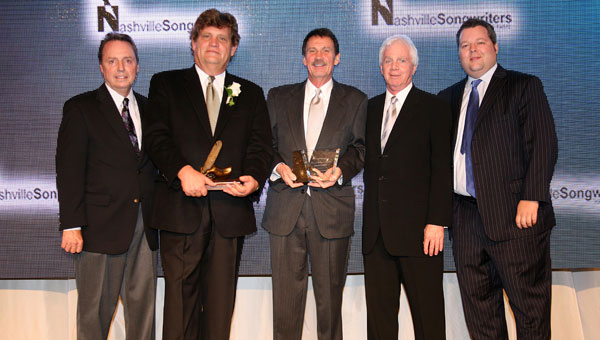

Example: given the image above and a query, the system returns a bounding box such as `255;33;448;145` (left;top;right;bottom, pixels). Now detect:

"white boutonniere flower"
225;82;241;106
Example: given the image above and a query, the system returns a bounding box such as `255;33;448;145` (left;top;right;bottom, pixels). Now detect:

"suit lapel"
134;91;148;163
371;94;385;155
286;82;308;151
383;86;420;153
475;65;507;130
213;72;234;139
451;78;467;146
183;66;213;140
96;84;138;158
315;81;347;149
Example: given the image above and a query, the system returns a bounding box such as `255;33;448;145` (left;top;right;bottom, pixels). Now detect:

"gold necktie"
206;76;219;134
306;88;324;159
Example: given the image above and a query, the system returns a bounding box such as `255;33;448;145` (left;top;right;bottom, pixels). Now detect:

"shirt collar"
467;63;497;88
305;78;334;99
105;83;134;109
195;64;226;88
385;82;413;105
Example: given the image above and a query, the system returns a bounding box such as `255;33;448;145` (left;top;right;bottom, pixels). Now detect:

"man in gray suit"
262;28;367;340
57;33;157;340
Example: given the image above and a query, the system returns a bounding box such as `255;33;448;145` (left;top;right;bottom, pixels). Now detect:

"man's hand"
276;163;303;188
423;224;444;256
308;167;342;189
223;175;260;197
178;165;216;197
516;200;539;229
61;229;83;254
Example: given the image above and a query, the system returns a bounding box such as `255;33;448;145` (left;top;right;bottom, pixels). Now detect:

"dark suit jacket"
438;65;558;241
262;80;367;239
143;66;273;236
56;84;158;254
363;86;452;256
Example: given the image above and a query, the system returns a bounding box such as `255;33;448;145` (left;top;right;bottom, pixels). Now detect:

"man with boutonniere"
143;8;273;340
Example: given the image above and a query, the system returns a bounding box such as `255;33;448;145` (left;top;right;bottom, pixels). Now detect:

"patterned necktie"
380;95;398;151
306;88;324;159
461;79;482;197
121;98;140;155
206;75;219;134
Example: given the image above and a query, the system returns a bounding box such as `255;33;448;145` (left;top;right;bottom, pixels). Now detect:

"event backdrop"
0;0;598;278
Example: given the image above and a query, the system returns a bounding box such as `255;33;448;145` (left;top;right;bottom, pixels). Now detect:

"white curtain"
1;271;598;339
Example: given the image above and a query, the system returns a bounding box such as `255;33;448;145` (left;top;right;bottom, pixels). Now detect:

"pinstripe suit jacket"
262;80;367;239
438;65;558;241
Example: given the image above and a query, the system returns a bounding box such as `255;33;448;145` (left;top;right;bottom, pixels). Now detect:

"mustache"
311;59;327;67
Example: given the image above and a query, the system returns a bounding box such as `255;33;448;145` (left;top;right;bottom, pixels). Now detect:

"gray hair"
378;34;419;68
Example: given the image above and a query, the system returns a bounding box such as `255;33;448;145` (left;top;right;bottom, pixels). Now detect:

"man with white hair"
362;35;452;340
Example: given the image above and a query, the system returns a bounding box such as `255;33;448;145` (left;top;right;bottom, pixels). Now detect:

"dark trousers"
364;231;446;340
269;197;351;340
74;208;157;340
453;197;552;340
160;209;244;340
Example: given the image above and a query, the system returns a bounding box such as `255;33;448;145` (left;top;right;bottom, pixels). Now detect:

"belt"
454;193;477;205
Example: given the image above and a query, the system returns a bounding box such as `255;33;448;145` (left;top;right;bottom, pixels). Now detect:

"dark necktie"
461;79;482;197
121;98;140;155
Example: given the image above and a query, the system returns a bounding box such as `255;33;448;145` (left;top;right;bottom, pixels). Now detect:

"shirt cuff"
269;162;284;182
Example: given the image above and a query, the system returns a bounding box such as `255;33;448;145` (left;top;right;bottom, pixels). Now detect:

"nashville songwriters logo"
93;0;194;35
98;0;118;32
369;0;516;32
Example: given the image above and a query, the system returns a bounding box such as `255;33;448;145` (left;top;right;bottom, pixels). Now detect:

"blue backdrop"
0;0;598;277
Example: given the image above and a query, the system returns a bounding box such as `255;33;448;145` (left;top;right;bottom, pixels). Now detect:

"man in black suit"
262;28;367;340
56;33;158;340
363;35;452;340
438;19;558;339
143;9;272;340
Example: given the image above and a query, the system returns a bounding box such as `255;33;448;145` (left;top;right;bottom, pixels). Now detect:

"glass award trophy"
291;148;340;183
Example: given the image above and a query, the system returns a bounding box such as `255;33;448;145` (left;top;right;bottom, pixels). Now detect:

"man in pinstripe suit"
438;19;558;339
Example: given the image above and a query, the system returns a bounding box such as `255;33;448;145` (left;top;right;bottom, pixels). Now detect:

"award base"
206;179;240;191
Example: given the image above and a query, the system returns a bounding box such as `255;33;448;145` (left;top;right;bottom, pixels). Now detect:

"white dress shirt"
105;84;142;147
453;63;497;196
303;78;334;138
195;64;225;105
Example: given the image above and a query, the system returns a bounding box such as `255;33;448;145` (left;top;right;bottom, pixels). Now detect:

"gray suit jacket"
262;80;367;239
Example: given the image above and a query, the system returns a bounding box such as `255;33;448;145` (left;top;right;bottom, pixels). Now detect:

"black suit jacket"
56;84;158;254
363;86;452;256
262;80;367;239
143;66;273;236
438;65;558;241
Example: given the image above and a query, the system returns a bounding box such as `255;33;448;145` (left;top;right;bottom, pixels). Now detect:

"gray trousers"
270;197;351;340
74;208;157;340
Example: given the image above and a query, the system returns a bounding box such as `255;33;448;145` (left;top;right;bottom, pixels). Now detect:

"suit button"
137;170;141;174
378;176;385;181
300;189;305;194
133;198;140;203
